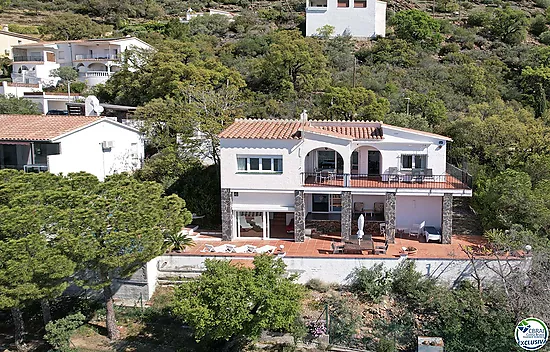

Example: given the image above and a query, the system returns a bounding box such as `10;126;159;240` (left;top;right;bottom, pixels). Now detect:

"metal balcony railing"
23;164;48;173
301;171;471;190
13;56;43;62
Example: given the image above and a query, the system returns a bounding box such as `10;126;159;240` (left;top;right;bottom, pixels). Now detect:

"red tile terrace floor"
180;233;487;260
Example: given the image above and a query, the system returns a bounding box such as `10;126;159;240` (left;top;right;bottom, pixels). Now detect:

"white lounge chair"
213;244;234;253
256;245;276;254
201;244;215;252
410;221;425;238
234;245;255;253
239;216;253;230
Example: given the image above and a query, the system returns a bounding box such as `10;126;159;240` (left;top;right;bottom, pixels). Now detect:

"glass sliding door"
237;211;265;238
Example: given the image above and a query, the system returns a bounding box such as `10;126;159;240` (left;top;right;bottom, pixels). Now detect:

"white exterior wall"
233;192;295;211
0;82;41;98
0;32;39;59
396;195;442;230
48;120;144;181
221;126;449;193
305;0;386;37
220;138;302;190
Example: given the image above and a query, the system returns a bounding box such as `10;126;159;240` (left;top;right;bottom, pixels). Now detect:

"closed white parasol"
357;214;365;245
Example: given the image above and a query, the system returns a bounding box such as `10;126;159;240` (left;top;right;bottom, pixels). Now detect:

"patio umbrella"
357;214;364;245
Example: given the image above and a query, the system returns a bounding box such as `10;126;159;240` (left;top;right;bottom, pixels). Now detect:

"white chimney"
2;25;8;32
300;109;308;123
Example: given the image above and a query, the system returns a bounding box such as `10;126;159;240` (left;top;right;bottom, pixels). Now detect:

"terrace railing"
74;54;120;60
446;163;473;189
302;170;471;190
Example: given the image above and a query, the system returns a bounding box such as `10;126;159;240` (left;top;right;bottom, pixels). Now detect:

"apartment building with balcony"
218;117;472;244
306;0;386;37
11;36;153;87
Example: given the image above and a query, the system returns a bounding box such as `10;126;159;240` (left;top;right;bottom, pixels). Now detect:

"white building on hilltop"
0;114;144;180
306;0;386;38
11;36;153;87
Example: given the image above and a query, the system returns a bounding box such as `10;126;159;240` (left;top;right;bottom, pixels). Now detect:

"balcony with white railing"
74;54;120;61
78;71;113;86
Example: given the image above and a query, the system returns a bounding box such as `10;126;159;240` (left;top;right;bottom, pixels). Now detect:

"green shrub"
377;337;397;352
390;260;422;297
439;43;460;56
540;30;550;44
305;278;331;293
347;264;390;302
322;294;361;345
467;10;490;27
530;14;548;36
44;313;86;352
536;0;550;9
8;24;40;35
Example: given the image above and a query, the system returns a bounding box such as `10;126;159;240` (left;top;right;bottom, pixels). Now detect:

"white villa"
11;36;152;87
0;114;144;180
306;0;386;38
218;117;472;244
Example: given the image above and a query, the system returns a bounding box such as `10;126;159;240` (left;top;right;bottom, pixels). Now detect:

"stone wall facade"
221;188;233;241
385;192;396;243
442;193;453;244
340;191;352;241
294;190;306;242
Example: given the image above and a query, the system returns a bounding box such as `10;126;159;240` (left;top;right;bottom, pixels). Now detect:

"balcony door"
368;150;380;176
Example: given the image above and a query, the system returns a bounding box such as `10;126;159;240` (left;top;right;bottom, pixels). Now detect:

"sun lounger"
213;244;234;253
201;244;215;252
233;245;256;253
256;245;276;254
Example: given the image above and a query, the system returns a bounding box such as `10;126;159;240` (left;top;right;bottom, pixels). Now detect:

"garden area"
1;254;540;352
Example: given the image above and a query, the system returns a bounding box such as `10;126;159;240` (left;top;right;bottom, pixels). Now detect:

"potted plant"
165;232;195;253
401;246;417;255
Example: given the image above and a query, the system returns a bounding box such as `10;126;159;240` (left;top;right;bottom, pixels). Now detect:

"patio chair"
412;169;423;182
409;221;425;238
388;167;400;182
424;168;433;180
374;241;388;255
331;241;344;254
354;202;364;214
201;244;215;252
239;216;253;231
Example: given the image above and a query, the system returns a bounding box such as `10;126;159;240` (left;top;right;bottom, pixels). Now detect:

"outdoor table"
343;240;374;254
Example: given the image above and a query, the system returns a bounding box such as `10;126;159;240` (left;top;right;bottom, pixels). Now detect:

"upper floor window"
401;155;427;170
58;51;65;60
338;0;349;7
354;0;366;7
237;156;283;173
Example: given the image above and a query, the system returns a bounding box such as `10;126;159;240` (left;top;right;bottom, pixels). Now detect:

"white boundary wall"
155;254;526;287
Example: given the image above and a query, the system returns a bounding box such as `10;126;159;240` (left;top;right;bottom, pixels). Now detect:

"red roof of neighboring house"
0;114;101;141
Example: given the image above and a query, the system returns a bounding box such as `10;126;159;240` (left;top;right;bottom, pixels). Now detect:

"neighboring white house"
182;8;237;22
11;36;153;87
218;116;472;244
305;0;386;38
0;26;40;59
0;114;144;180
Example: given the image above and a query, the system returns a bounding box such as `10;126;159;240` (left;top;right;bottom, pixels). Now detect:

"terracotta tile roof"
0;115;101;141
219;119;385;140
219;119;302;139
310;124;383;140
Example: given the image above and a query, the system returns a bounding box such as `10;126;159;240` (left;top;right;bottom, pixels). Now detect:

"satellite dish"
84;95;105;116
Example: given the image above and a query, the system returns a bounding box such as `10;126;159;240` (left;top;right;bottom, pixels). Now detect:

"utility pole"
352;56;357;88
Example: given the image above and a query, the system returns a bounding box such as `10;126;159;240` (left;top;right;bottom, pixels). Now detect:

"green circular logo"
515;318;548;351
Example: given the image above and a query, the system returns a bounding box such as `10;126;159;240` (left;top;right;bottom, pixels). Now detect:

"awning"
233;204;295;212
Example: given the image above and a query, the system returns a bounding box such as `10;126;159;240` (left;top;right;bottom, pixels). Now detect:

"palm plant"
165;232;195;252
